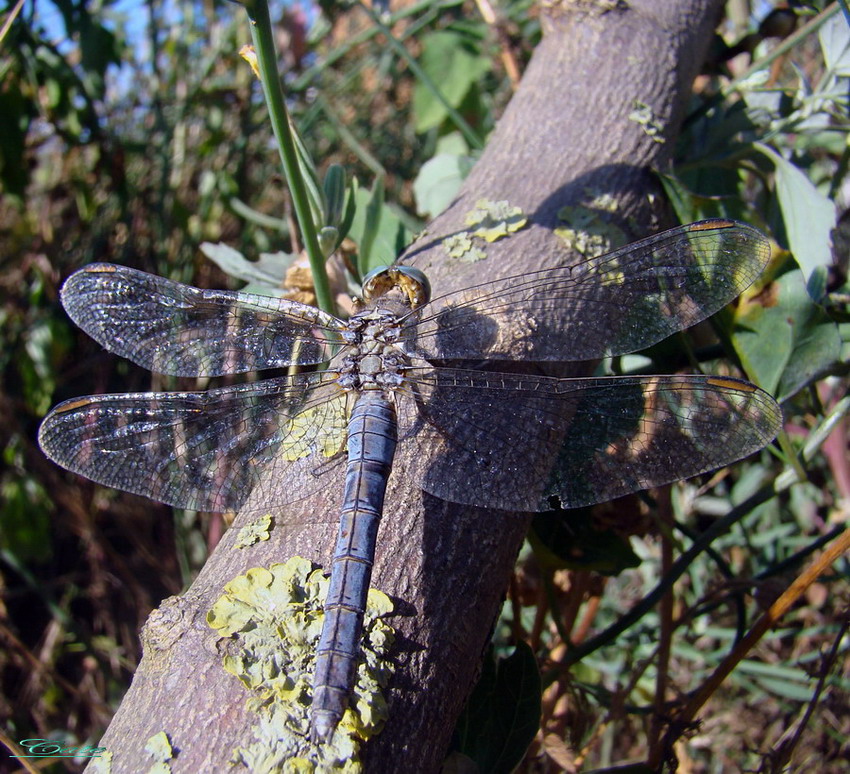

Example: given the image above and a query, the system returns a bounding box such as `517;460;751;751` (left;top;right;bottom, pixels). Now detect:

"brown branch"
88;2;725;772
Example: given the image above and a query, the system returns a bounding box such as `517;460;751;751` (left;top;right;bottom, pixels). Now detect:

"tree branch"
88;2;724;771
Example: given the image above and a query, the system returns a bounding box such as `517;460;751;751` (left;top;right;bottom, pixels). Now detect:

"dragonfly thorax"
336;308;410;393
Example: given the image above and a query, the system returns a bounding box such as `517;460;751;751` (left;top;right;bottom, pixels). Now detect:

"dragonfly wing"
396;367;781;510
38;373;349;513
61;264;346;376
410;220;769;362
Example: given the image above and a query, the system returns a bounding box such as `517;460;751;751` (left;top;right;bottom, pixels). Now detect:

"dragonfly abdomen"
311;391;398;743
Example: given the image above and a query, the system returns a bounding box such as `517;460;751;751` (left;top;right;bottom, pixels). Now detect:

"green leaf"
754;143;836;293
336;176;359;250
200;242;294;289
413;31;490;133
359;177;385;275
819;13;850;77
436;131;471;156
754;678;817;702
322;164;347;228
453;642;541;774
657;172;699;224
656;171;740;223
413;152;474;218
318;226;339;257
348;181;412;275
289;118;325;227
731;269;841;401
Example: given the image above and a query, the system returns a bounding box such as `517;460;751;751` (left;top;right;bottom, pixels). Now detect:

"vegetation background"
0;0;848;771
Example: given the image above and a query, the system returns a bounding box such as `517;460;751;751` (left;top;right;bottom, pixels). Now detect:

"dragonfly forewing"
395;368;782;510
38;372;349;513
61;263;348;376
410;220;769;362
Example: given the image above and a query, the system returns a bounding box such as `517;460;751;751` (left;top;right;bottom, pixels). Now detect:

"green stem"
243;0;335;315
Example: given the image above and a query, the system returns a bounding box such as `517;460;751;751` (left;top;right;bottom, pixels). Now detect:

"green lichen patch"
444;232;487;263
442;200;527;263
144;731;173;773
207;557;395;772
236;514;273;548
88;749;113;774
628;100;666;144
281;395;348;461
554;203;627;258
464;199;527;243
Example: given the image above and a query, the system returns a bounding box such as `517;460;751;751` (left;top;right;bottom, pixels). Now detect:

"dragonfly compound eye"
361;265;431;308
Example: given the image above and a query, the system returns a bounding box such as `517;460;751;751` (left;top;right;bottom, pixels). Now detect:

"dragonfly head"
361;265;431;310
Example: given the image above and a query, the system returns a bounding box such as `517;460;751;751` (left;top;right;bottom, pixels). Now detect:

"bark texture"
89;1;723;771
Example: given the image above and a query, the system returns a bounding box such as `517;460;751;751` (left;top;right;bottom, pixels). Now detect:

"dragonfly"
39;218;782;743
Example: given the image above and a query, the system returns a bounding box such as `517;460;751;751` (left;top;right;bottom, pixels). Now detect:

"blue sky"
25;0;308;99
29;0;307;62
